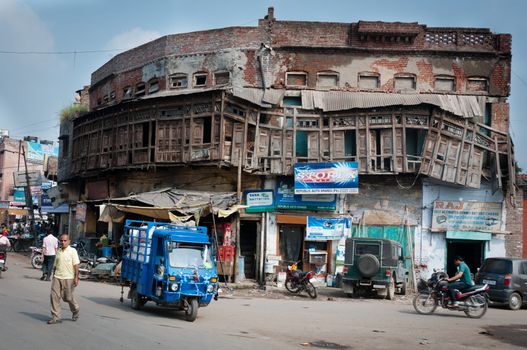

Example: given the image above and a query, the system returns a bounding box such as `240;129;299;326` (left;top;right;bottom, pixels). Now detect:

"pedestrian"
48;233;80;324
41;230;59;281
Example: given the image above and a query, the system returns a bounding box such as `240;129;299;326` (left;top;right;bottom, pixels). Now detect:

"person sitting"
446;256;474;307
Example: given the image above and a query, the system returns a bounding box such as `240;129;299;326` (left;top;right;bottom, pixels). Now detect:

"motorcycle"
413;270;489;318
29;246;44;269
284;261;318;299
0;246;7;277
78;255;119;280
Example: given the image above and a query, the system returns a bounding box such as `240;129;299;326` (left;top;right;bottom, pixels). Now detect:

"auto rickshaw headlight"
206;284;214;293
170;283;179;292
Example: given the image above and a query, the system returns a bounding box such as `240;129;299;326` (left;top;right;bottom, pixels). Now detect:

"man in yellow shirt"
48;233;80;324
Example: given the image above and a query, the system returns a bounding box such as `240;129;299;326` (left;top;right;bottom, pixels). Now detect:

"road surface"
0;253;525;350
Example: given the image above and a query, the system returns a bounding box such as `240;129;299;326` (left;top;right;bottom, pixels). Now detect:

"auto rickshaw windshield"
167;243;212;268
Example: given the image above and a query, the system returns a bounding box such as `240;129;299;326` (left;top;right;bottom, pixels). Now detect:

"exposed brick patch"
491;102;510;133
416;59;434;85
490;60;511;96
372;57;409;72
505;193;523;258
452;63;467;94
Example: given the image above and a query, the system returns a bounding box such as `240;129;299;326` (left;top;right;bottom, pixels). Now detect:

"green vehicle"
342;237;409;300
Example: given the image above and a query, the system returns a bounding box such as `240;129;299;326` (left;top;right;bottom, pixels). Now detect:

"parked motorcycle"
413;270;489;318
284;261;318;299
78;255;119;280
29;246;44;269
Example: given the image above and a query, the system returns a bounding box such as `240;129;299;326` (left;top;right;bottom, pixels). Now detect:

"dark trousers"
448;281;469;302
42;255;55;278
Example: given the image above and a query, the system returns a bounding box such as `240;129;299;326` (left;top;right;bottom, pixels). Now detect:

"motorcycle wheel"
78;262;92;280
285;280;301;293
185;298;199;322
413;292;437;315
305;281;317;299
31;254;43;269
464;295;488;319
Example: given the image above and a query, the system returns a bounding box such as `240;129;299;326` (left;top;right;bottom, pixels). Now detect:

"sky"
0;0;526;167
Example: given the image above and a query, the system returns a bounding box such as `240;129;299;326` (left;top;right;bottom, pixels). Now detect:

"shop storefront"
417;179;507;278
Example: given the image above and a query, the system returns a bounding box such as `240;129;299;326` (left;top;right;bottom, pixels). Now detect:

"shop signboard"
12;188;26;206
294;162;359;194
276;177;336;211
305;216;352;241
0;200;9;209
431;201;502;232
244;190;275;213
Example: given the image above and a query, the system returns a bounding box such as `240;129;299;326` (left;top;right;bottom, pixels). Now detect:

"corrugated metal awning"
303;91;484;118
230;88;485;119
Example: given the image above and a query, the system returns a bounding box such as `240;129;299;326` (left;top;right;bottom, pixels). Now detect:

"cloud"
0;0;65;140
105;27;161;51
0;0;55;53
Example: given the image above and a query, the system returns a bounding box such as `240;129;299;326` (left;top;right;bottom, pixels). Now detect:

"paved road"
0;253;525;350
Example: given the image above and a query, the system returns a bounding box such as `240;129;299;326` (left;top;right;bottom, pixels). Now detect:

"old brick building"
58;8;520;283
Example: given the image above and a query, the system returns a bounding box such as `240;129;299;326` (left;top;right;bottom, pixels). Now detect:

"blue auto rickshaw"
121;220;219;322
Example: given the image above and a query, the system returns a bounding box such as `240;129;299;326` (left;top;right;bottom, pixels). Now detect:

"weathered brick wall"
87;11;512;110
491;101;510;133
505;192;523;257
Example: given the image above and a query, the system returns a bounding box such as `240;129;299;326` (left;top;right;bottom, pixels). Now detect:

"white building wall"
417;179;506;278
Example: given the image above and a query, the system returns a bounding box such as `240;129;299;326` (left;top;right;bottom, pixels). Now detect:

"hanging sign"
294;162;359;194
244;190;275;213
431;201;502;232
305;216;352;241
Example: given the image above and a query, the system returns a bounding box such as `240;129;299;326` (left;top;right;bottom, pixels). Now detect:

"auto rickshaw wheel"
130;289;142;310
185;298;198;322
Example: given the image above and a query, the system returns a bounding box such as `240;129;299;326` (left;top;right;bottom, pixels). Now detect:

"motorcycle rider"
0;229;11;270
446;256;474;307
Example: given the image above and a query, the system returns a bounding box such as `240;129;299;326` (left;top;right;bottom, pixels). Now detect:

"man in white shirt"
41;231;59;281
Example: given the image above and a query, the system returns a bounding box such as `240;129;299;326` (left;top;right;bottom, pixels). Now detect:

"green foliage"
60;103;89;123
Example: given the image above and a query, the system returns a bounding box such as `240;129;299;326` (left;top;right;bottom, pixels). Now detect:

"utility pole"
21;144;36;238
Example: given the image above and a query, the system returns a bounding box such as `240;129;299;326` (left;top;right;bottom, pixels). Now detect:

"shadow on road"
19;311;49;322
398;309;468;318
83;296;190;322
482;324;527;348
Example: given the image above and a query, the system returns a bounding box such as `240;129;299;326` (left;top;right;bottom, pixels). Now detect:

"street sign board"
13;171;42;187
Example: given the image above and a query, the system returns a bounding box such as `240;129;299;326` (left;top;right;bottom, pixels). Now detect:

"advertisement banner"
244;190;275;213
26;141;59;164
294;162;359;194
431;201;502;232
276;177;336;211
76;202;87;222
305;216;352;241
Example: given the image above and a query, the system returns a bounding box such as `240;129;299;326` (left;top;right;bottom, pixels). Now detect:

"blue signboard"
294;162;359;194
305;216;352;241
244;190;275;213
276;177;336;211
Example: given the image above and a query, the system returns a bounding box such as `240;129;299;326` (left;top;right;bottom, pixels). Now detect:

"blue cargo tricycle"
121;220;219;322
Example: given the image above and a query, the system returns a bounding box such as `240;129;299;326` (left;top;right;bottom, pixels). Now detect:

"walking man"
48;233;80;324
41;230;59;281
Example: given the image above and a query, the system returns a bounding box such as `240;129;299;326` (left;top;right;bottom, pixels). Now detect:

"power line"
0;48;126;55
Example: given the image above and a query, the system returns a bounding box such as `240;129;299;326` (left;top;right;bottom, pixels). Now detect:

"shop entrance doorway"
446;240;485;278
240;220;258;279
279;224;305;265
